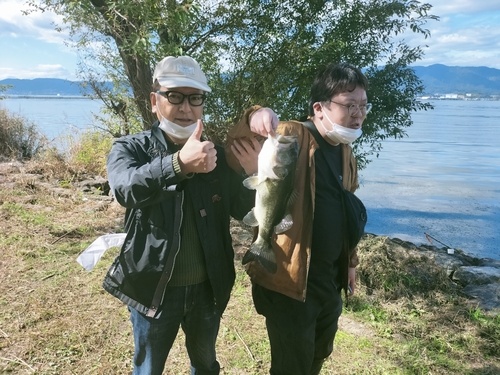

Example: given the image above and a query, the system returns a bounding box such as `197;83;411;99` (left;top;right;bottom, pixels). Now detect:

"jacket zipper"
163;191;184;295
145;190;184;317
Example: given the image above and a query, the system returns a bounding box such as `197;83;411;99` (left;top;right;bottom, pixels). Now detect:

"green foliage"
67;130;114;177
25;129;113;180
77;52;145;136
0;107;47;160
26;0;438;167
469;308;500;357
0;84;13;99
470;308;488;322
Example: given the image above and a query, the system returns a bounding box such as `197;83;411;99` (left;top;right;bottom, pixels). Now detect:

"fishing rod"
424;232;453;249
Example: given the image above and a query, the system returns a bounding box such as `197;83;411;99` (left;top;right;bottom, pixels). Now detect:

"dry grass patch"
1;169;499;374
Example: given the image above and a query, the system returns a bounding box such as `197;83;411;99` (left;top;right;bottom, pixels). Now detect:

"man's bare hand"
231;137;261;176
178;120;217;174
249;108;278;137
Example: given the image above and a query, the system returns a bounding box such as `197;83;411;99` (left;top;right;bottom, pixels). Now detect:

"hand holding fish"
230;137;261;176
249;107;278;137
178;120;217;174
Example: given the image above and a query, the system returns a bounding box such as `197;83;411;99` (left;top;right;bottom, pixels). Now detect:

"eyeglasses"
328;100;372;116
156;91;206;106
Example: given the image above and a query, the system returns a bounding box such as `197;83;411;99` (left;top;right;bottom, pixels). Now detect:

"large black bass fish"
242;132;299;274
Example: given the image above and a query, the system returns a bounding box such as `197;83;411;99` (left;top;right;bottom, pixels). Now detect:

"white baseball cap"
153;56;211;93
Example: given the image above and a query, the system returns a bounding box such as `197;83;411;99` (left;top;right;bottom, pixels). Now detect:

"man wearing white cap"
103;56;274;374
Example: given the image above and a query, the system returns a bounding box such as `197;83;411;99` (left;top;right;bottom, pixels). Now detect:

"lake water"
356;100;500;261
2;97;499;260
1;97;103;141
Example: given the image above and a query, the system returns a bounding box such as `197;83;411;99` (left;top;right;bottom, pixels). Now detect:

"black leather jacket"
103;122;254;318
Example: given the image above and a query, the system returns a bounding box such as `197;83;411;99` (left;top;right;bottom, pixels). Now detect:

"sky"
1;0;500;81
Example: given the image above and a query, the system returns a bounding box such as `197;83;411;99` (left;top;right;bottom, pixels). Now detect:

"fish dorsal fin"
243;208;259;227
287;189;298;207
243;175;259;190
274;212;293;234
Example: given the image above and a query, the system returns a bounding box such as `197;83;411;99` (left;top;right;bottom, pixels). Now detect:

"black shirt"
308;140;344;296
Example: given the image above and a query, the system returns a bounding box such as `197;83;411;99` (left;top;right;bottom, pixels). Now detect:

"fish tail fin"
242;237;277;274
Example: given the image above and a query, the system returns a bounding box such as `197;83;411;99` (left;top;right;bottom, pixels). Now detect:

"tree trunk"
119;51;157;130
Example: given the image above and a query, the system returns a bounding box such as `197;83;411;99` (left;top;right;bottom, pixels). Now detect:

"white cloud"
0;64;74;80
0;0;78;79
417;20;500;68
2;0;500;79
397;2;500;69
0;0;69;45
430;0;500;16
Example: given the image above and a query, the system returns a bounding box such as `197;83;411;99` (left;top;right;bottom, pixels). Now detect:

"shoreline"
366;231;500;262
2;160;499;311
357;234;500;311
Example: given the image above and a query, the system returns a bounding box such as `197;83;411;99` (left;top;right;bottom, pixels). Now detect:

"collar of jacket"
151;121;174;151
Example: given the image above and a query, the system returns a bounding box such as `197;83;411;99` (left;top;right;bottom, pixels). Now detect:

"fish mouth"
275;134;298;143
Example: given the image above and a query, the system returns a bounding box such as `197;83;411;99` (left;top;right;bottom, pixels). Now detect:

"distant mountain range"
412;65;500;96
2;64;500;97
0;78;84;96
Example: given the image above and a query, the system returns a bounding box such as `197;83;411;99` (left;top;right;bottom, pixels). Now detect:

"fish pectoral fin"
274;213;293;234
243;209;259;227
243;176;259;190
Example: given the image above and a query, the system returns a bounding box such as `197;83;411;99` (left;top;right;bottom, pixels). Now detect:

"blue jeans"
129;280;221;375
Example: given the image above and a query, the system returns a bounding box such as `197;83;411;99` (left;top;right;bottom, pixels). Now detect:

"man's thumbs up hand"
189;118;204;142
178;120;217;174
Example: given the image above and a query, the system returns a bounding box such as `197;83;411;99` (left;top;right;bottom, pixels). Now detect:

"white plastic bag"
76;233;126;271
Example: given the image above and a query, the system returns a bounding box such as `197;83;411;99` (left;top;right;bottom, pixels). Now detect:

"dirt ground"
1;161;499;375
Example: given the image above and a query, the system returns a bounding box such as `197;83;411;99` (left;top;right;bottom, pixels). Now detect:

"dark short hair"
308;62;369;116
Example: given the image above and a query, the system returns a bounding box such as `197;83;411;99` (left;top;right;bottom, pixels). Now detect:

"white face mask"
319;103;362;144
159;117;197;140
156;97;197;140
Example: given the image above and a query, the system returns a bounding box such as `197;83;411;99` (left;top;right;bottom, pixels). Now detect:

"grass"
0;168;499;374
0;107;46;160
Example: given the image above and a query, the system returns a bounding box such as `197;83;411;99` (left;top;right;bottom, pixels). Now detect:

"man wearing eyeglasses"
103;56;269;375
227;62;371;375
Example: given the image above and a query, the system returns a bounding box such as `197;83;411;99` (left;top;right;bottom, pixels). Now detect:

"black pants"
252;283;343;375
